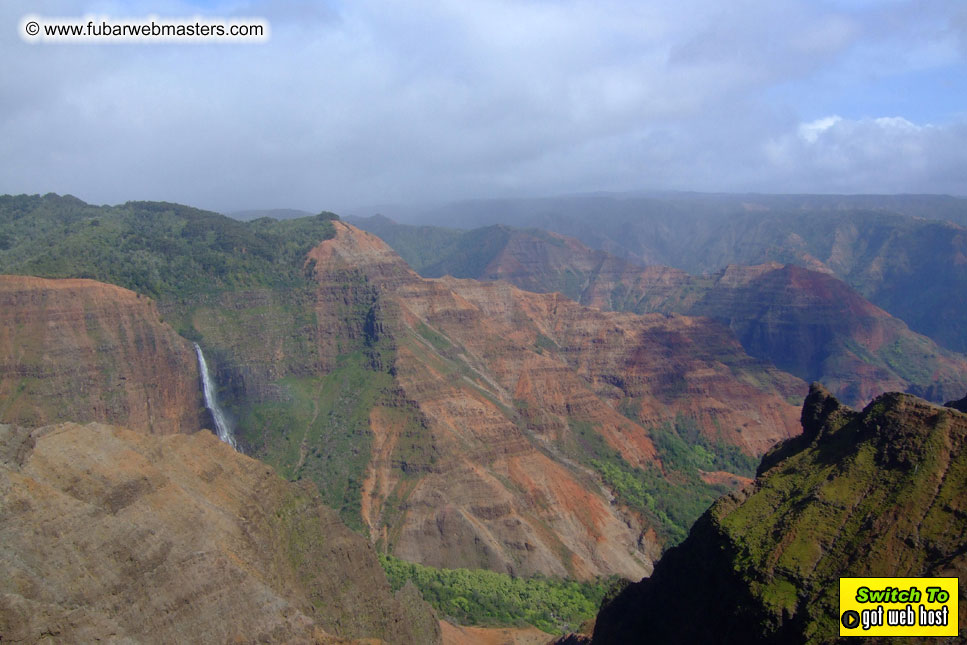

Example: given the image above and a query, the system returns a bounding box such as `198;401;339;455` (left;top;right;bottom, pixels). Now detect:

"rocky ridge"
590;384;967;644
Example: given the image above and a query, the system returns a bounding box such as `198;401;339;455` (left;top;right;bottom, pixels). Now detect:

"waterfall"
194;343;238;451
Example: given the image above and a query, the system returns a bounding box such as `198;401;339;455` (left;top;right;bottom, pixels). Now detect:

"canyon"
4;194;964;641
352;218;967;408
0;200;807;582
282;222;804;578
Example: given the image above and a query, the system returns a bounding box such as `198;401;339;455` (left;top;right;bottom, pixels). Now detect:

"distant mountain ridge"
369;191;967;234
229;207;314;221
349;216;967;408
355;193;967;353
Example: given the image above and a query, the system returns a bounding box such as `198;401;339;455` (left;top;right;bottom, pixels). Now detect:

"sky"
3;0;966;214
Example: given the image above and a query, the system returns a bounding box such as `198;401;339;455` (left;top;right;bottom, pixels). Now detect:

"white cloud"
762;115;967;194
798;116;844;143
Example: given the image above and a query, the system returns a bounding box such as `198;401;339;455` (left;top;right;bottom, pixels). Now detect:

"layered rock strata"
301;223;804;579
0;275;204;433
389;225;967;408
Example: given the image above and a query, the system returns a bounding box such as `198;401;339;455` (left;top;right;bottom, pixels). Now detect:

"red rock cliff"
0;275;204;434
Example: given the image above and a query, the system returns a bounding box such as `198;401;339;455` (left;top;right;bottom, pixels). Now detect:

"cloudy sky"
3;0;966;213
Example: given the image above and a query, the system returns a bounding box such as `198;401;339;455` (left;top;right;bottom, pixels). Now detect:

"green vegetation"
0;193;336;299
415;321;455;354
234;352;386;531
345;215;466;273
421;225;513;278
703;392;967;641
876;337;938;384
565;416;755;546
650;416;758;475
379;553;616;635
534;332;559;354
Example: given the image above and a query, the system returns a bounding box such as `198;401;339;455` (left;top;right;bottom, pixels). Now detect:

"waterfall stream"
194;343;238;451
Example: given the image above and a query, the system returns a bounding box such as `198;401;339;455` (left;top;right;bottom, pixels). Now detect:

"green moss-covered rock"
593;384;967;644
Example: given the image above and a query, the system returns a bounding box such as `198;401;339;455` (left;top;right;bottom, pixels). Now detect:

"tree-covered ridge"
0;193;337;298
379;553;618;635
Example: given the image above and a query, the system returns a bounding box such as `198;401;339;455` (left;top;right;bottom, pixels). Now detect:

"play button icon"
841;610;860;630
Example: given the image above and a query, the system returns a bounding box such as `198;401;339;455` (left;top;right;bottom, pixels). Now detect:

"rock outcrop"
945;391;967;414
591;384;967;644
293;223;803;579
0;421;440;644
0;275;205;434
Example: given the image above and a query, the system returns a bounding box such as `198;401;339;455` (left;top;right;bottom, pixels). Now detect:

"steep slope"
301;223;657;579
0;421;440;644
591;384;967;644
277;222;803;576
360;219;967;408
0;275;204;433
427;276;802;457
